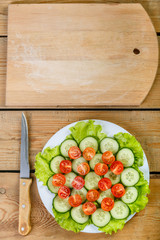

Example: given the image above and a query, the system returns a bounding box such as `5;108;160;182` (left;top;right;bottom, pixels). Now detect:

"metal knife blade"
20;113;30;179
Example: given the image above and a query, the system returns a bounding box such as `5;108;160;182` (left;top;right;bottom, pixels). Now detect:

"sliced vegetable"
110;201;129;219
91;209;111;227
100;137;119;154
83;147;96;161
72;157;87;173
65;172;77;188
60;139;78;157
49;155;65;173
102;151;115;165
52;174;66;187
47;176;60;193
94;163;108;176
68;146;81;159
68;194;82;207
72;176;85;190
79;136;98;152
97;189;114;204
121;187;138;204
77;162;90;176
53;195;71;213
98;178;112;191
60;160;72;174
121;168;140;186
71;187;87;203
104;170;120;185
86;189;100;202
82;202;97;215
89;154;103;170
58;185;70;199
71;204;89;224
85;172;101;190
111;184;125;198
116;148;134;167
101;197;114;211
110;161;124;175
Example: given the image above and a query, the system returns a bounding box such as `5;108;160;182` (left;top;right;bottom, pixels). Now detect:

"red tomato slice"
60;160;72;174
98;178;112;191
58;185;70;199
111;183;125;198
110;161;124;175
52;174;66;187
101;197;114;211
102;151;115;165
68;146;81;159
77;162;90;175
82;202;97;215
83;147;96;161
72;176;85;190
86;189;100;202
68;194;82;207
94;163;108;176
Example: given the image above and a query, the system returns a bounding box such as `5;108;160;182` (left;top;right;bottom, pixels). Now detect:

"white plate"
37;119;150;233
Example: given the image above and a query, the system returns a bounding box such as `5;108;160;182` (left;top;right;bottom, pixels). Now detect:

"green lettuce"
70;120;107;144
52;208;91;232
98;218;126;235
114;132;144;166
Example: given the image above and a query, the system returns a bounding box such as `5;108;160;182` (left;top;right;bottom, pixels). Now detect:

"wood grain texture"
0;173;159;240
0;0;160;36
5;3;158;107
0;111;160;171
18;178;32;236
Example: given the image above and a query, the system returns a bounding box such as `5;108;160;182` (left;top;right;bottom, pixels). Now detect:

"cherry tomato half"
98;178;112;191
86;189;100;202
82;202;97;215
68;194;82;207
83;147;96;161
101;197;114;211
68;146;81;159
58;185;70;199
52;174;66;187
77;162;90;176
110;161;124;175
102;151;115;165
72;176;85;190
111;183;125;198
94;163;108;176
60;160;72;174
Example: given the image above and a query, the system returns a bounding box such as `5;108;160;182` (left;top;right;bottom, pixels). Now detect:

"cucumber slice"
97;189;114;204
79;137;98;152
116;148;134;167
65;172;77;188
49;155;64;173
71;187;87;203
121;168;140;186
71;205;89;224
91;208;111;227
60;139;78;157
72;157;87;173
89;154;103;170
85;172;101;190
47;176;60;193
121;187;138;204
104;170;120;185
110;201;129;219
53;195;71;213
100;137;119;154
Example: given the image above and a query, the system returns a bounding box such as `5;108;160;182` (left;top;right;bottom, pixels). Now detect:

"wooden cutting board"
6;3;158;107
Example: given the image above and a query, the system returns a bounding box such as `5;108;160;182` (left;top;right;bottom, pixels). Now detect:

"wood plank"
0;0;160;36
0;37;7;107
0;111;160;171
6;3;158;107
0;173;159;240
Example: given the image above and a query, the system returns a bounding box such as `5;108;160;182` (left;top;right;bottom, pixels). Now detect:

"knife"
18;113;32;235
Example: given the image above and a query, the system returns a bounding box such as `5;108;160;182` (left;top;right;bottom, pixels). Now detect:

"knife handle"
18;178;32;235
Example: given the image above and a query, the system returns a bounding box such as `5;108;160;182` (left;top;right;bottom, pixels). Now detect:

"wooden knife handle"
18;178;32;235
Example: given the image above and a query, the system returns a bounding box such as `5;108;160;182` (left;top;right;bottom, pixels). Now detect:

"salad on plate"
35;120;150;234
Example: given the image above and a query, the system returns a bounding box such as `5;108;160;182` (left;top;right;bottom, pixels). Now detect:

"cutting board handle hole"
133;48;140;55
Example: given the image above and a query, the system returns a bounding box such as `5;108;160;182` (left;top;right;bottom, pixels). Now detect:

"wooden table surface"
0;1;160;240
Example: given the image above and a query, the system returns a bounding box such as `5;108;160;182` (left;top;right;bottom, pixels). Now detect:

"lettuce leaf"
98;218;126;235
70;120;107;144
114;132;144;166
52;208;91;232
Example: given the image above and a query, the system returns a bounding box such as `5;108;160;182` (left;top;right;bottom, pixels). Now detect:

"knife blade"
18;113;32;236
